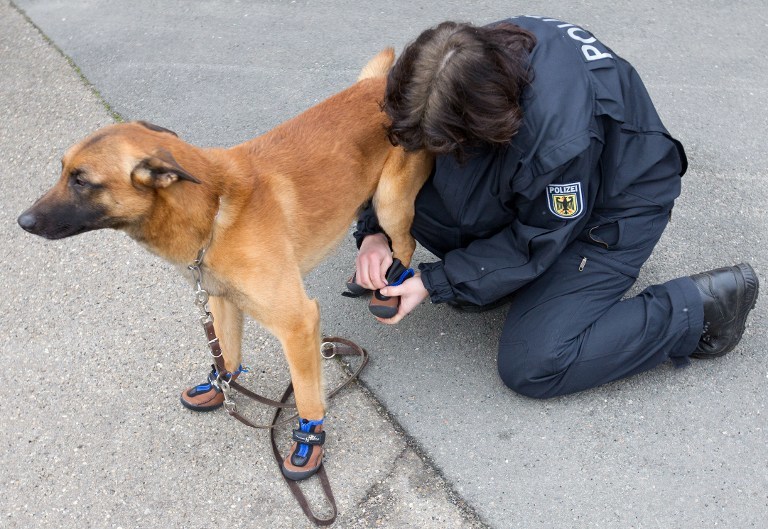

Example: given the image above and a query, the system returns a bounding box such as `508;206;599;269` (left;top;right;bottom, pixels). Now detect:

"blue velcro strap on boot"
385;258;415;287
191;364;248;394
292;429;326;445
294;418;324;460
389;267;415;287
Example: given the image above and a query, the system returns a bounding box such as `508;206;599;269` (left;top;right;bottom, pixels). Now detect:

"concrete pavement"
3;1;767;527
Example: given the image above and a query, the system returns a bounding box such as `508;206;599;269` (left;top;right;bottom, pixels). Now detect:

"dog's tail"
357;47;395;81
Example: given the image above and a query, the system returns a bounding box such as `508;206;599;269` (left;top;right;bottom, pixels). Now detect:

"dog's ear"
131;149;201;188
135;121;179;137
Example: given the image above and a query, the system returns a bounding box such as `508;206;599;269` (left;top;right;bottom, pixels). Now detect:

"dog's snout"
17;211;38;233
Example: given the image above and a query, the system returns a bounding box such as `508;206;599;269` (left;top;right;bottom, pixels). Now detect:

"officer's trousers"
495;210;704;399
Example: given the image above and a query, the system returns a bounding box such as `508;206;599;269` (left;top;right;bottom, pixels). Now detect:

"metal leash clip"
215;375;237;413
188;261;212;318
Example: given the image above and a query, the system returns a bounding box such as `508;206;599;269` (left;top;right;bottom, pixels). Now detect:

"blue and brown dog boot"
367;258;415;318
342;271;371;298
343;259;415;317
180;364;246;412
282;418;325;480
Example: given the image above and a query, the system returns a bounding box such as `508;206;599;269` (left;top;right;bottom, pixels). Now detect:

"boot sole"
369;289;399;318
281;462;322;481
692;263;759;358
282;444;324;481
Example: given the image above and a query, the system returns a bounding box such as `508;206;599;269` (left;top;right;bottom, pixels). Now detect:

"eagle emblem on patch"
547;182;583;219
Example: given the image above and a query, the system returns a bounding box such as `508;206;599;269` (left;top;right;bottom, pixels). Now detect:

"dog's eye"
71;171;88;188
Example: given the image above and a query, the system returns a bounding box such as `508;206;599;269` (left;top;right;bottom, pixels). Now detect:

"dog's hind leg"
373;148;434;266
209;295;244;373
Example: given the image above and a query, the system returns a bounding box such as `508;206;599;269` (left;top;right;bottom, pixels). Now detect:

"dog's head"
18;121;201;240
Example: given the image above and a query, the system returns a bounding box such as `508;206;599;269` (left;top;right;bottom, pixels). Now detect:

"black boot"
690;263;759;358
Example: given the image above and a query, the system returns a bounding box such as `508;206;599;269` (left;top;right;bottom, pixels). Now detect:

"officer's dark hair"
384;21;536;161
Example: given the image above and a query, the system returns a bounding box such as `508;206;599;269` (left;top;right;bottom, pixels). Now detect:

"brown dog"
17;49;433;479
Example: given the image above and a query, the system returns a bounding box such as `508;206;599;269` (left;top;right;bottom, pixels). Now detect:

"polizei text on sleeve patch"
547;182;584;219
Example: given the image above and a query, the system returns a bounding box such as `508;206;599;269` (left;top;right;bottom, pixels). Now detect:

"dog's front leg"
180;295;244;411
209;295;244;373
258;296;325;421
274;296;327;480
239;273;326;480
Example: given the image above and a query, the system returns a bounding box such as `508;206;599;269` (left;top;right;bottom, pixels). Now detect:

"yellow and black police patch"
547;182;583;219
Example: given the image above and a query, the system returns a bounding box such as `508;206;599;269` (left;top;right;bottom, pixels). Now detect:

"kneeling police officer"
351;16;759;398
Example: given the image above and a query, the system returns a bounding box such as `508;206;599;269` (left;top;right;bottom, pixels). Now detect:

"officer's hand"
355;233;392;290
376;274;429;325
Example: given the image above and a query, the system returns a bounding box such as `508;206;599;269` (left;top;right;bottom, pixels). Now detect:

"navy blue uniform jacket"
355;16;688;306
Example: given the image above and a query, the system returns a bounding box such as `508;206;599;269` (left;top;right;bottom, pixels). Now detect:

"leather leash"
189;252;368;526
208;327;367;525
268;339;368;526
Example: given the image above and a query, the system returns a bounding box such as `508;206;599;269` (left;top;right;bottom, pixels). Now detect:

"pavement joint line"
352;445;412;513
335;356;491;527
9;0;124;123
354;443;488;528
